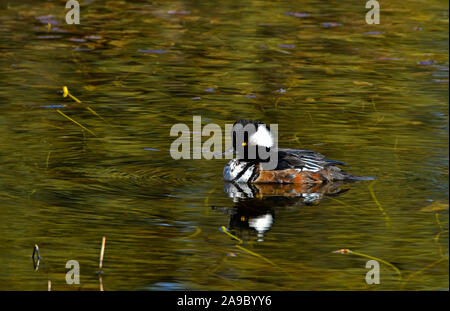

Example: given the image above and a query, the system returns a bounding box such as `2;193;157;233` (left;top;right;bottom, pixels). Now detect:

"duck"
223;119;374;184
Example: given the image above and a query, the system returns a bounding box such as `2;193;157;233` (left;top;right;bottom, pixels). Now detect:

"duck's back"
275;148;344;171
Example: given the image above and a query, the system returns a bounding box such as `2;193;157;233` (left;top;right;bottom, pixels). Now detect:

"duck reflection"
213;182;348;242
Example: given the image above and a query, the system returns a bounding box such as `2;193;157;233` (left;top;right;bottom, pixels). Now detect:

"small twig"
32;244;41;260
46;151;51;169
329;197;360;211
99;275;104;291
62;86;108;123
180;227;201;240
401;256;449;289
434;222;448;257
204;187;217;212
434;213;443;231
368;180;390;225
220;227;280;268
32;244;41;271
220;226;243;244
56;109;97;137
219;227;300;280
333;249;402;280
98;236;106;271
235;244;278;267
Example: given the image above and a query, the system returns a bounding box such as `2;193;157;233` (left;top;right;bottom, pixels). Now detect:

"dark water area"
0;0;448;290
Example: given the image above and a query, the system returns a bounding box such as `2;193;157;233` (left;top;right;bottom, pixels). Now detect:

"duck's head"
231;119;274;161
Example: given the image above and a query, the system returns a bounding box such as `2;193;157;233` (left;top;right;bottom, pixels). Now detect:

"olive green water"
0;0;448;291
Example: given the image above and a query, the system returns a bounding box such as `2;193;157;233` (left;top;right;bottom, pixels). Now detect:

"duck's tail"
347;175;377;181
326;166;376;182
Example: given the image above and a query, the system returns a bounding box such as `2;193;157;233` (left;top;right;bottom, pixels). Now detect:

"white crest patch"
249;126;273;148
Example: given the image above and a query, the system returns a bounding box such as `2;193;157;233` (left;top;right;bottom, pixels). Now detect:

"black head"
231;119;274;161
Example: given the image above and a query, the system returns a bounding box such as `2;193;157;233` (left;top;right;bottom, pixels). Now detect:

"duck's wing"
275;148;345;171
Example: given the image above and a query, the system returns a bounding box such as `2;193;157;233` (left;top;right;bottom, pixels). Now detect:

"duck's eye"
242;142;247;146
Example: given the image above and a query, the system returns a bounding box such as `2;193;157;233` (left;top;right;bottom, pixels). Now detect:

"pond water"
0;0;448;290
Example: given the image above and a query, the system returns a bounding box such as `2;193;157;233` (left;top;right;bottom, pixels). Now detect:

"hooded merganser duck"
224;119;374;184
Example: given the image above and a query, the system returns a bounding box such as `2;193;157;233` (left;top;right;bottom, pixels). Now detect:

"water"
0;0;448;290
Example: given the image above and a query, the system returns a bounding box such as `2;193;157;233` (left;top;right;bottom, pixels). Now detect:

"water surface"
0;0;448;290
